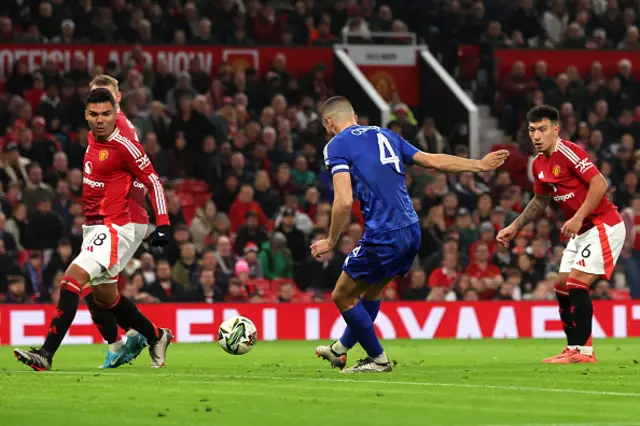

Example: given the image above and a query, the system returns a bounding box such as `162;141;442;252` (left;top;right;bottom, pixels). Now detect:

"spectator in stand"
172;242;199;292
43;238;72;290
26;198;62;251
242;243;264;278
235;212;269;257
190;200;217;252
147;259;185;302
402;268;430;301
464;241;503;300
278;281;295;303
229;184;270;233
138;253;157;287
259;231;293;280
4;275;30;304
622;195;640;298
23;164;54;214
226;277;249;302
428;251;461;293
0;212;17;256
215;235;237;280
276;208;307;265
22;250;45;301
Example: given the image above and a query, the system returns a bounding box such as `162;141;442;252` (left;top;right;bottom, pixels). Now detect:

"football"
218;316;258;355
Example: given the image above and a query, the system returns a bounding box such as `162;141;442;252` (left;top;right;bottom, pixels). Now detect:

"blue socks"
339;299;380;349
340;301;383;358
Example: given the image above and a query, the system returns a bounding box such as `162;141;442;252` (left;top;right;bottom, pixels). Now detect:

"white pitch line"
6;370;640;398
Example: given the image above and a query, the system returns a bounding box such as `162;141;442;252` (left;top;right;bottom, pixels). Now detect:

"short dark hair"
86;88;116;107
319;96;352;118
57;238;71;247
526;105;559;123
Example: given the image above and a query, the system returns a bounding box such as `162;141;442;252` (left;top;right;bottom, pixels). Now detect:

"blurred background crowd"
0;0;640;306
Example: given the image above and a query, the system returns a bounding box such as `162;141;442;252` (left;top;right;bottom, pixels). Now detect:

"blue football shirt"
323;125;419;242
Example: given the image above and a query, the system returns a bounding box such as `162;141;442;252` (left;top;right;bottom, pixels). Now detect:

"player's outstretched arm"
411;150;509;173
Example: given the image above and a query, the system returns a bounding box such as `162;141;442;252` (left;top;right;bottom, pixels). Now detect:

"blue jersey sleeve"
323;135;351;175
381;128;419;165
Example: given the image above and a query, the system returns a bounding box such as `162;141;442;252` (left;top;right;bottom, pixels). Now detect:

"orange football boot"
550;349;597;364
542;347;571;363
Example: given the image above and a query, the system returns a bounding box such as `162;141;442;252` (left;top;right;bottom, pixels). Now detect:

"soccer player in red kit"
497;105;625;364
14;89;172;371
76;75;153;368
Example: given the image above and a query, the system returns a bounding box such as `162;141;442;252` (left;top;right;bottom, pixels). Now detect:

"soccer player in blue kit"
311;97;509;373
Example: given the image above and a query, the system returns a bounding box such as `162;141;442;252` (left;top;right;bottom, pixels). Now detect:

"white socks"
109;330;139;354
109;339;124;354
577;345;593;356
331;341;349;354
373;353;389;364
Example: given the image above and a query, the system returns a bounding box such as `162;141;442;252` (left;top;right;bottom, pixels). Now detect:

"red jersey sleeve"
558;141;600;184
116;134;170;226
531;159;549;195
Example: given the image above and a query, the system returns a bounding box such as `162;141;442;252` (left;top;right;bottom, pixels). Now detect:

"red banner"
359;66;420;107
494;49;640;80
2;301;639;346
0;44;333;82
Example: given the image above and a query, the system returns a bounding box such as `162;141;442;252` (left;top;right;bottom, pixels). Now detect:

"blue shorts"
342;221;421;284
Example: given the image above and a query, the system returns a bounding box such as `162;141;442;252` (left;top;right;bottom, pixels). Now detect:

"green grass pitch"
1;339;639;426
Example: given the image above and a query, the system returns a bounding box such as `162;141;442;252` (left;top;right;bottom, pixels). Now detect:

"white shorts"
559;220;626;280
72;223;137;286
92;223;148;285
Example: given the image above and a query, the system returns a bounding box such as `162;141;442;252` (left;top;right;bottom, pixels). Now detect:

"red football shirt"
84;127;168;227
427;267;459;289
116;112;149;225
464;261;502;300
531;139;621;234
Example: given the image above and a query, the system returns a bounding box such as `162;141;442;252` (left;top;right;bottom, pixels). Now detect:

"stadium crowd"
0;0;639;305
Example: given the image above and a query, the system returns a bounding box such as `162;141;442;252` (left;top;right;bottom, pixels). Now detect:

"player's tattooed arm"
511;194;551;230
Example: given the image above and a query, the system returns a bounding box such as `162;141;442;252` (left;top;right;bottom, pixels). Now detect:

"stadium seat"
247;279;272;294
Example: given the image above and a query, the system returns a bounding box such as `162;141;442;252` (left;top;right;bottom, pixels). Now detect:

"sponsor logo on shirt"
84;161;93;175
553;192;575;202
83;177;104;188
133;181;145;189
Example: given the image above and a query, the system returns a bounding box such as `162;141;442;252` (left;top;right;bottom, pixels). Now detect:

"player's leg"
14;262;94;371
331;271;392;373
554;221;626;364
543;236;579;363
81;281;131;368
90;223;171;368
316;280;388;369
117;223;149;362
89;223;150;368
542;272;576;363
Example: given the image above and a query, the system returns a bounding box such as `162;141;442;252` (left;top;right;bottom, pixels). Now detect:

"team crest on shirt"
84;161;93;175
552;165;561;177
98;150;109;161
